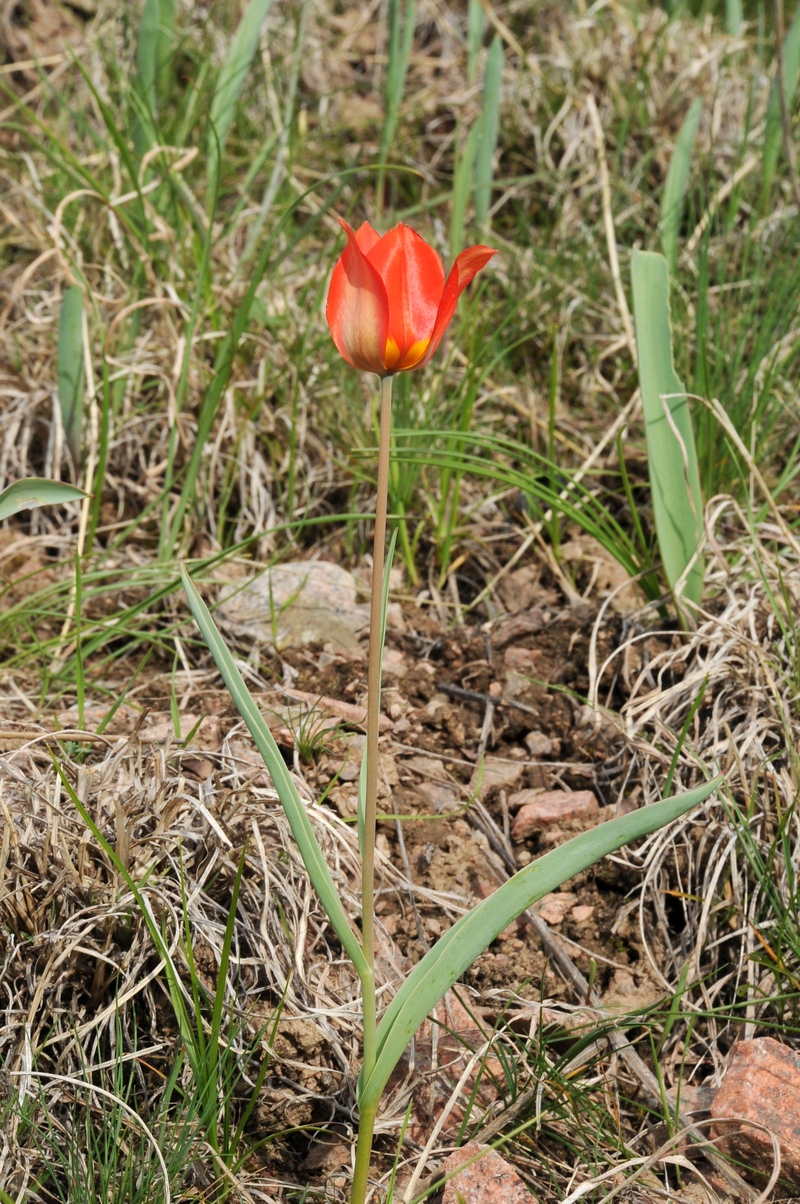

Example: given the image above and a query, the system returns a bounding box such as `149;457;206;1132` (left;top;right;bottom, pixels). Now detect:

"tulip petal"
367;224;445;366
326;218;390;374
354;221;382;255
417;244;497;368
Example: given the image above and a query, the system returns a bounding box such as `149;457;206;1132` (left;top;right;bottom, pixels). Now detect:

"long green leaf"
57;286;85;467
0;479;86;522
466;0;485;84
761;3;800;209
207;0;276;201
137;0;175;111
180;564;369;979
450;119;481;258
725;0;742;36
358;775;722;1110
631;249;703;610
660;98;701;275
379;0;415;165
473;35;503;228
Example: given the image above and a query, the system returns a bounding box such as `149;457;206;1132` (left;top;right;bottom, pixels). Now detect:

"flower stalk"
361;373;393;1059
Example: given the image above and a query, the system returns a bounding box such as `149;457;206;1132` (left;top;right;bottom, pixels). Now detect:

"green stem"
354;373;392;1204
351;1106;378;1204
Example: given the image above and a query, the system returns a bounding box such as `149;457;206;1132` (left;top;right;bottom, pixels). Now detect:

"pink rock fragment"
510;789;599;840
711;1036;800;1184
537;892;578;925
442;1142;532;1204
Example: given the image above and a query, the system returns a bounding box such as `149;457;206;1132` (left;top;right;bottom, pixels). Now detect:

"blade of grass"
180;562;369;980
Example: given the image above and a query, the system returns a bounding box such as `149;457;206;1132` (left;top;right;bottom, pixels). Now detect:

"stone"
382;647;407;675
442;1142;532;1204
537;892;578;925
217;560;369;652
478;757;526;795
711;1036;800;1184
510;790;599;839
416;780;461;812
503;646;540;672
524;730;553;757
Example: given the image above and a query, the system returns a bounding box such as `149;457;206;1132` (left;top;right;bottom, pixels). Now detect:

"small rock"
524;730;552;758
537;892;578;925
402;753;446;778
218;560;369;652
711;1036;800;1184
489;609;546;648
478;757;525;795
416;781;461;812
382;647;407;675
337;758;361;782
442;1143;531;1204
503;646;540;672
510;790;599;839
571;904;594;923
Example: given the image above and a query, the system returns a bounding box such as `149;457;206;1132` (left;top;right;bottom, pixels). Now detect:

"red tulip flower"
326;218;496;376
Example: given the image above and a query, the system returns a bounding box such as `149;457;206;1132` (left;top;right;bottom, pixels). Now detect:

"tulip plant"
181;217;720;1204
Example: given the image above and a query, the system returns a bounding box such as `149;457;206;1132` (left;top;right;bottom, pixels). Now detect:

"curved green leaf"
660;98;701;275
0;479;87;522
180;564;369;979
207;0;276;200
57;285;85;466
473;35;503;227
761;3;800;209
358;776;721;1110
632;249;703;610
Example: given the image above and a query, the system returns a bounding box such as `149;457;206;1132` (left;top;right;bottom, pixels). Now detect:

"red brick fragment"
442;1142;532;1204
711;1036;800;1184
510;789;599;839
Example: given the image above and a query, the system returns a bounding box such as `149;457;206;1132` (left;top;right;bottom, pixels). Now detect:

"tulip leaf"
180;564;369;980
466;0;485;84
450;120;481;258
57;285;85;467
358;775;722;1111
660;98;701;275
761;2;800;210
0;479;87;523
473;35;504;228
136;0;175;115
207;0;277;201
632;249;703;612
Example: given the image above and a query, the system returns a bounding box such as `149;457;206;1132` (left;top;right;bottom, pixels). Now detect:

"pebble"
217;560;369;651
711;1036;800;1184
510;789;599;840
442;1143;532;1204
